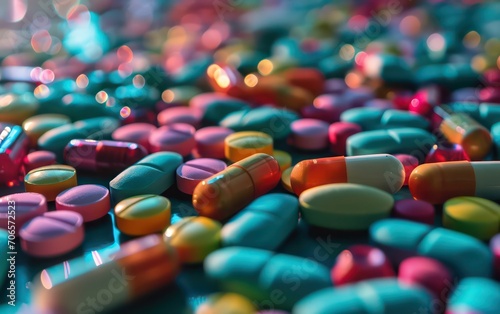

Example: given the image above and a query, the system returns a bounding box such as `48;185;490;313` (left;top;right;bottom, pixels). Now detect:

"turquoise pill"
346;128;436;161
447;278;500;314
448;102;500;129
489;122;500;158
221;193;299;250
340;108;430;131
293;278;432;314
370;219;492;278
203;99;251;124
204;247;331;310
415;64;479;90
114;84;159;109
109;152;183;203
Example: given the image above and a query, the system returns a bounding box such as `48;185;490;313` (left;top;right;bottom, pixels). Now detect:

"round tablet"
194;126;234;159
114;195;171;236
163;216;221;264
55;184;110;222
224;131;273;162
19;211;84;257
0;193;47;236
157;106;203;128
112;123;157;152
443;196;500;240
24;165;77;201
394;154;419;185
176;159;227;195
23;150;57;173
273;150;292;171
393;199;435;225
281;167;294;193
290;119;329;151
149;123;196;157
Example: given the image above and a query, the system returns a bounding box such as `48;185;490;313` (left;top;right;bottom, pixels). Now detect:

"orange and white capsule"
409;161;500;204
290;154;405;195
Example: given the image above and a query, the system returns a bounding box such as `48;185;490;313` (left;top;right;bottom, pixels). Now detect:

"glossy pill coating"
273;150;292;171
447;278;500;314
491;234;500;280
22;114;71;146
23;150;56;173
289;119;329;151
394;154;419;185
291;154;405;195
393;199;435;225
204;247;332;310
176;159;227;195
425;142;470;163
19;211;84;257
196;293;257;314
190;92;250;124
115;195;171;236
157;106;203;127
293;278;432;314
281;167;294;193
331;245;395;286
443;196;500;240
163;216;222;264
193;153;281;221
225;131;274;163
31;234;180;314
328;122;362;156
370;219;492;278
149;123;196;157
300;183;394;230
409;161;500;204
0;193;47;235
221;193;299;250
24;165;77;201
109;152;183;203
111;123;157;152
492;122;500;159
0;124;30;185
0;92;39;125
194;126;234;159
55;184;110;222
340;108;430;131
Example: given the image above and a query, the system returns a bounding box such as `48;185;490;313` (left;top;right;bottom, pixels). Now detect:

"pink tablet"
328;122;362;156
491;234;500;280
194;127;234;159
20;211;84;257
23;151;56;173
176;159;227;194
157;106;203;128
111;123;157;152
149;123;196;157
290;119;329;151
55;184;110;222
393;199;434;225
0;193;47;236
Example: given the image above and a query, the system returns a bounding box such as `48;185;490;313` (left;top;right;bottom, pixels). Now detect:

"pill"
290;154;404;195
194;126;234;159
64;139;148;172
19;211;84;257
0;230;7;286
346;128;437;159
193;153;281;221
364;98;395;110
23;150;56;173
394;154;419;185
443;196;500;240
301;94;350;123
157;106;203;127
370;219;492;278
289;119;329;151
204;247;331;310
393;199;434;225
31;234;180;313
340;108;430;131
409;161;500;204
283;67;325;96
24;165;77;201
398;257;453;303
111;122;157;151
109;152;183;203
300;183;394;230
190;92;250;124
425;142;470;163
163;216;221;263
293;278;432;314
221;193;299;250
196;293;256;314
0;193;47;235
273;150;292;171
176;159;227;195
0;92;39;125
447;278;500;314
149;123;196;157
115;195;171;236
0;124;30;185
22;114;71;146
224;131;274;163
331;245;395;286
55;184;110;222
448;102;500;129
328;122;362;156
491;234;500;280
281;167;294;193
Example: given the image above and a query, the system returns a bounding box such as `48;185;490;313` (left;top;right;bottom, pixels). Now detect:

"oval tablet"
225;131;273;162
340;108;430;131
0;193;47;235
194;126;234;159
115;195;171;236
24;165;77;201
111;123;157;152
447;278;500;314
55;184;110;222
22;114;71;146
23;150;57;173
176;159;227;195
149;123;196;157
300;183;394;230
393;199;435;225
289;119;329;151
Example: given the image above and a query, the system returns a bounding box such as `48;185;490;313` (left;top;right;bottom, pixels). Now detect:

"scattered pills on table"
149;123;196;157
289;119;329;151
0;192;47;235
194;126;234;159
393;199;435;225
176;159;227;195
224;131;274;163
55;184;110;222
23;150;57;173
24;165;77;201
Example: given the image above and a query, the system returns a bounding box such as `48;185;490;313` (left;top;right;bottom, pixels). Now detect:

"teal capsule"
346;128;436;161
221;193;299;250
204;247;332;310
447;278;500;314
340;108;430;131
370;219;493;278
203;99;251;124
415;64;479;90
448;102;500;129
220;106;299;140
492;122;500;158
378;55;414;87
293;278;432;314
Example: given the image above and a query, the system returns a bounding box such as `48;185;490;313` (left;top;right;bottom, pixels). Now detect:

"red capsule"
425;142;470;163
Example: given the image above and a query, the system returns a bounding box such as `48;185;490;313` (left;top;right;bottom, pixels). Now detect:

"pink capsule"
393;199;435;225
394;154;419;185
425;142;470;163
328;122;362;156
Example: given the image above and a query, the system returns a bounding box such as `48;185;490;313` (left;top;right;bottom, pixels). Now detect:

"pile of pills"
1;0;500;313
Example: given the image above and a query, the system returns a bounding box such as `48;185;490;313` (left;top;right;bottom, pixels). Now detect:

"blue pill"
447;277;500;314
340;108;430;131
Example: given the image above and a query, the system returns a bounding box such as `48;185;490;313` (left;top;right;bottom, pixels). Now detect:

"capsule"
409;161;500;204
290;154;405;195
193;153;281;221
0;124;29;185
64;139;148;172
31;235;180;314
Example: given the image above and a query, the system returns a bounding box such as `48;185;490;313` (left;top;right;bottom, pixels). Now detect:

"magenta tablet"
157;106;203;128
176;159;227;194
0;193;47;236
394;154;419;185
194;127;234;159
23;151;57;173
55;184;110;222
290;119;329;151
328;122;362;156
20;211;84;257
393;199;434;225
149;123;196;157
111;123;157;151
